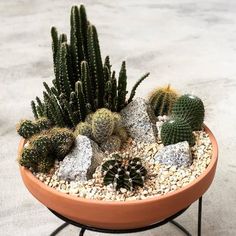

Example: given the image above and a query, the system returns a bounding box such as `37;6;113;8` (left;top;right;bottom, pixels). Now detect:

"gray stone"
120;97;158;143
154;141;192;167
57;135;105;181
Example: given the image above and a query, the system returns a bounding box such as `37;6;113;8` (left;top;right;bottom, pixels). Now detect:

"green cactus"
113;112;122;130
100;135;122;153
16;118;52;139
161;118;195;146
149;85;179;116
19;127;75;173
92;108;115;143
172;94;205;131
102;154;147;191
16;120;39;139
30;5;149;128
49;128;75;160
74;121;92;137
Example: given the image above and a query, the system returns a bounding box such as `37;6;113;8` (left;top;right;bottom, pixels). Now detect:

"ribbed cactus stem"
117;61;127;111
87;24;105;108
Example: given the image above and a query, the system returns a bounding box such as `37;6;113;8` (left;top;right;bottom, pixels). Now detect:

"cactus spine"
19;128;75;173
30;5;149;128
161;118;195;146
102;154;147;191
172;94;205;131
16;118;52;139
92;108;115;143
149;85;178;116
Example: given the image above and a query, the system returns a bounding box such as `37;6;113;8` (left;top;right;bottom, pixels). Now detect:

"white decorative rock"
57;135;105;181
120;97;158;143
154;141;192;167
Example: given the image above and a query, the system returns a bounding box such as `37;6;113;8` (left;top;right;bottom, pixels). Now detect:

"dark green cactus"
19;128;75;173
102;154;147;191
30;5;149;128
49;128;75;160
92;108;115;143
161;118;195;146
172;94;205;131
16;118;52;139
149;85;179;116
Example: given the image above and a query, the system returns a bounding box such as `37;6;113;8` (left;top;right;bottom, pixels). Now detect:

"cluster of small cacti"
74;108;128;152
19;128;75;173
102;154;147;191
149;85;178;116
160;93;205;146
16;118;52;139
30;5;149;128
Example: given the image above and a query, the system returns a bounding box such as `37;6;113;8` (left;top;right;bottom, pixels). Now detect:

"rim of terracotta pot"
19;125;218;205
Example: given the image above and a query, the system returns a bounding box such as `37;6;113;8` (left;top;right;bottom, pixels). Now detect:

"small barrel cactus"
100;135;122;153
29;134;51;155
149;85;178;116
161;118;195;146
172;94;205;131
16;117;52;139
85;113;94;124
113;112;122;130
16;120;39;139
49;128;75;160
92;108;115;143
74;121;92;138
102;154;147;191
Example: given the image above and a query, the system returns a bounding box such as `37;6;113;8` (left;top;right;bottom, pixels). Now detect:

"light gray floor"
0;0;235;235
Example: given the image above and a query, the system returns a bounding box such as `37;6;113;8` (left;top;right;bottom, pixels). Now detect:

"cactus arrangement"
172;94;205;131
19;128;75;172
149;85;178;116
16;118;52;139
161;117;195;146
30;5;149;128
102;154;147;190
74;108;128;152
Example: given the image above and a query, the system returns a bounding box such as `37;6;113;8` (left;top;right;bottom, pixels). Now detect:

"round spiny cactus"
36;117;52;131
16;117;52;139
113;112;122;130
100;135;122;153
29;134;51;155
16;120;39;139
92;108;115;143
102;154;147;191
172;94;205;131
149;85;178;116
37;156;54;173
49;128;75;160
161;118;195;146
74;121;92;138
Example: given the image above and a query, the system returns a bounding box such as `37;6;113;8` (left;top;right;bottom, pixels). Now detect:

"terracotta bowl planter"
19;125;218;230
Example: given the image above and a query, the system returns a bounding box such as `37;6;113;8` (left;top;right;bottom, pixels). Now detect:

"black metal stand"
49;196;202;236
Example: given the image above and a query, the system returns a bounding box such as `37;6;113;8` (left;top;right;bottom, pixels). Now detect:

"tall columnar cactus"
19;128;75;173
30;5;149;128
161;118;195;146
172;94;205;131
149;85;179;116
102;154;147;191
16;118;52;139
92;108;115;143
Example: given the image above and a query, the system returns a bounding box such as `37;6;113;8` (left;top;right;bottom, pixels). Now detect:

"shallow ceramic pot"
19;126;218;230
